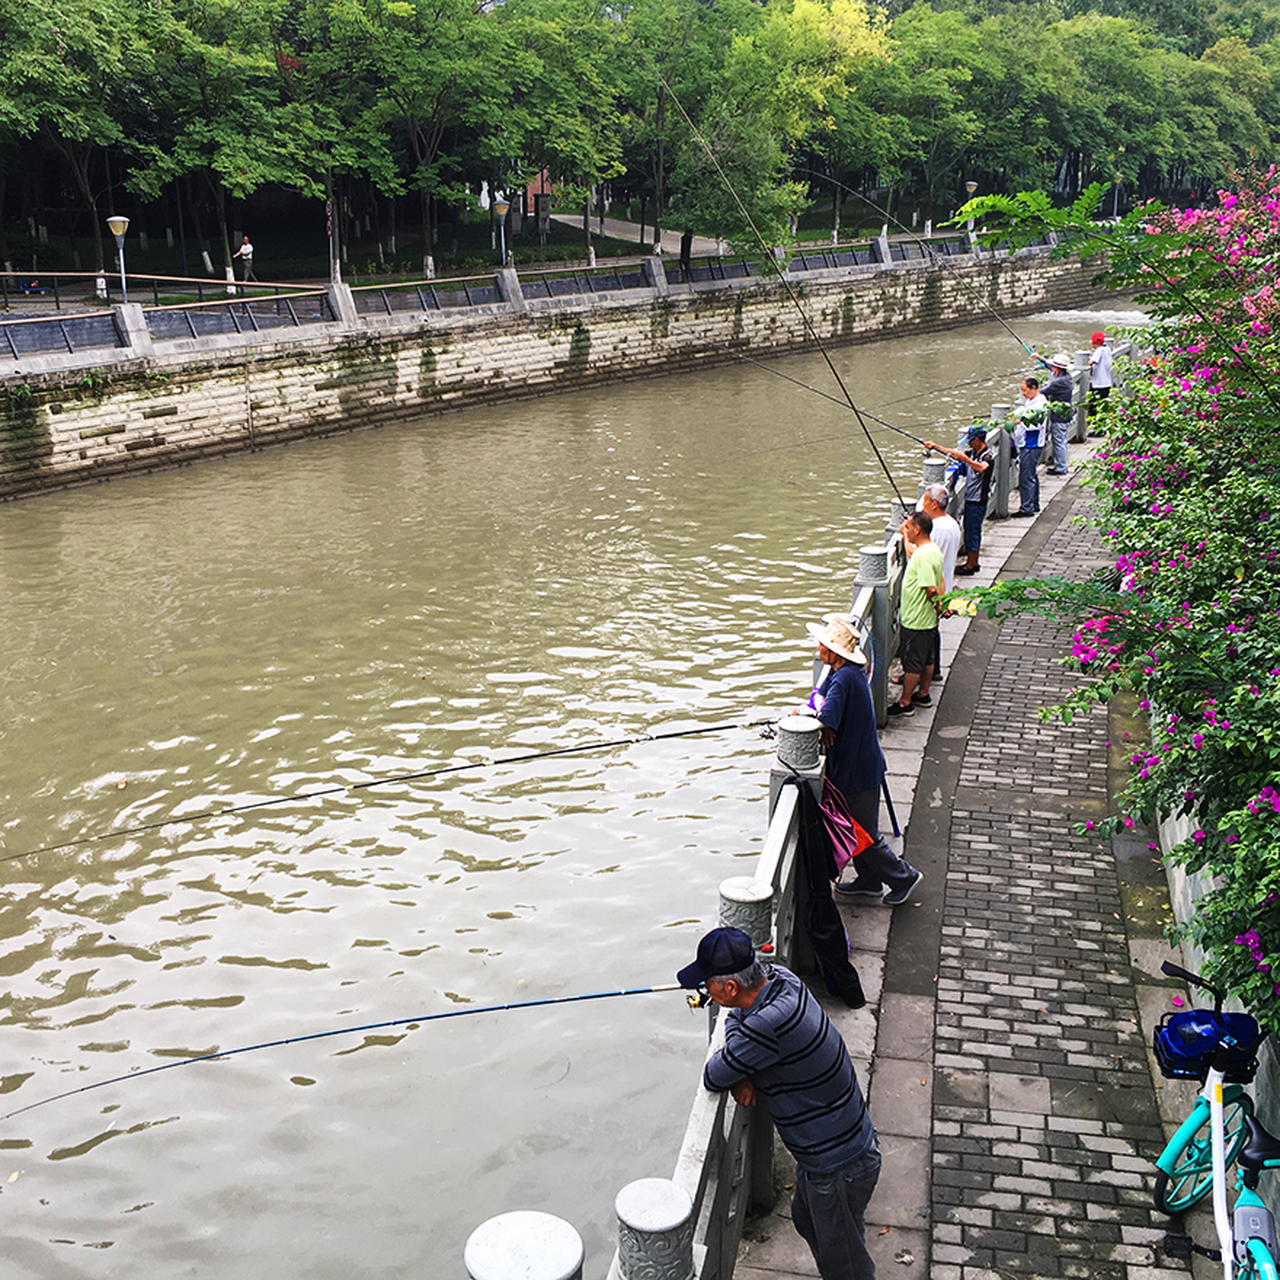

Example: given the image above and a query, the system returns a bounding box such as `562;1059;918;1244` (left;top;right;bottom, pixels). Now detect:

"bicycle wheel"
1241;1236;1280;1280
1154;1091;1254;1213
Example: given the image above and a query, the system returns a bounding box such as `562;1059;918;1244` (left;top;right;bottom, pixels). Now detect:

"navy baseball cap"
967;423;988;440
677;927;756;988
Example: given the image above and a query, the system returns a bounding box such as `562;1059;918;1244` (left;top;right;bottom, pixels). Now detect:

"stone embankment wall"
0;250;1105;499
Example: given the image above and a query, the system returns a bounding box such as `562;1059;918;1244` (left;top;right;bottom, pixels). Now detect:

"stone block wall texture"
0;254;1105;498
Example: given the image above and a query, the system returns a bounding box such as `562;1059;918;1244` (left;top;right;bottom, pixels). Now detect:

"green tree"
667;0;886;250
307;0;483;279
5;0;144;271
486;0;626;259
128;0;291;275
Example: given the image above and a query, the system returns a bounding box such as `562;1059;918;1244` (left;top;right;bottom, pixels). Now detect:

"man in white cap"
1042;353;1074;475
808;616;923;906
677;925;881;1279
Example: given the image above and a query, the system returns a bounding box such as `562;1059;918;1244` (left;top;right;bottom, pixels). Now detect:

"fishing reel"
686;984;712;1010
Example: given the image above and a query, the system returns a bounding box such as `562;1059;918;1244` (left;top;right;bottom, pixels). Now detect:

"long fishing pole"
699;336;931;445
800;168;1050;368
2;984;684;1123
1;717;775;867
653;74;910;510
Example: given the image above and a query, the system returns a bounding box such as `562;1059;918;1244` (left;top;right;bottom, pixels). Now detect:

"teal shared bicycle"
1154;961;1278;1280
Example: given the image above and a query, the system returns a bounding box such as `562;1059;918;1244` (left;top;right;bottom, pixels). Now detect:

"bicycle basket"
1153;1009;1263;1083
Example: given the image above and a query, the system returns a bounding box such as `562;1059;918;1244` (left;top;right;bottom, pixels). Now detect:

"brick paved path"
923;489;1176;1279
737;471;1189;1280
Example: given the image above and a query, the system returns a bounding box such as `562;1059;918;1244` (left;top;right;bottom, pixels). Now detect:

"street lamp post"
494;199;510;267
106;215;130;303
963;180;978;244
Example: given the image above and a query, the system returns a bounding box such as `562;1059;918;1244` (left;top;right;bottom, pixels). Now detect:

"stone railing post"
326;281;360;328
614;1179;695;1280
768;713;823;813
496;268;527;313
465;1211;584;1280
853;544;890;725
719;876;773;947
111;303;155;357
921;455;947;499
643;256;669;298
988;402;1011;519
884;496;912;545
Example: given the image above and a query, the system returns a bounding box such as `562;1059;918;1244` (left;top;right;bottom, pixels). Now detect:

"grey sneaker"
883;870;923;905
834;880;886;900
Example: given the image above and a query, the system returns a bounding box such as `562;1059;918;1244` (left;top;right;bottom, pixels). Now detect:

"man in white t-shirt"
232;235;255;283
1089;331;1113;397
1010;375;1048;515
921;484;961;591
920;484;961;680
1089;331;1113;434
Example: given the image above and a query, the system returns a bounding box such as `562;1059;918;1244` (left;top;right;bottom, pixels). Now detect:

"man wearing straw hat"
677;925;881;1280
808;616;923;906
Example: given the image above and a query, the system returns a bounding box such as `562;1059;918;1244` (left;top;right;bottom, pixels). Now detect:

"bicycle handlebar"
1162;959;1226;1012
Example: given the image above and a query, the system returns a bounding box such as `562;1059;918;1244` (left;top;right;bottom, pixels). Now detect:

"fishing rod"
2;983;685;1123
698;337;931;446
653;74;911;511
0;717;776;867
798;168;1051;368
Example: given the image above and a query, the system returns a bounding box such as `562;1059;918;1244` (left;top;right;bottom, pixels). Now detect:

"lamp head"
965;181;978;197
493;200;510;218
106;215;130;242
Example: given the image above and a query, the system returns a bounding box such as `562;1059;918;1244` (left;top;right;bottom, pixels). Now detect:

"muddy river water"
0;309;1134;1278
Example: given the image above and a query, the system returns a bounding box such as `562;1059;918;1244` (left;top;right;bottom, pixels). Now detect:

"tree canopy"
4;0;1280;273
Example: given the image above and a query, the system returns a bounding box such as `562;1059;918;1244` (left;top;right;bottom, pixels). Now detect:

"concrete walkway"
737;441;1195;1280
550;213;721;257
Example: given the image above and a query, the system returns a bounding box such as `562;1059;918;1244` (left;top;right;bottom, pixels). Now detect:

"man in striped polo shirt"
678;927;881;1279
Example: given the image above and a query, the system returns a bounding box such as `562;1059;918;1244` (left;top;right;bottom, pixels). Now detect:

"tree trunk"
653;87;665;252
184;176;214;275
420;185;433;279
0;165;9;269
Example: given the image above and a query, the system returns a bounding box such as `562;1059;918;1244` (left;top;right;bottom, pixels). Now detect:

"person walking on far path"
1042;353;1074;474
923;427;992;576
232;235;255;283
807;616;923;906
678;926;882;1280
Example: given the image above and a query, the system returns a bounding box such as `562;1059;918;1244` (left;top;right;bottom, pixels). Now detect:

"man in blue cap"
924;426;992;576
677;927;880;1279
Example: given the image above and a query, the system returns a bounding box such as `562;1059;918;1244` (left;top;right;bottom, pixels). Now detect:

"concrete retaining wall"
0;250;1107;499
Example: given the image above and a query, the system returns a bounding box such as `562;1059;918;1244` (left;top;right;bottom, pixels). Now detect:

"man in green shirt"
889;511;944;719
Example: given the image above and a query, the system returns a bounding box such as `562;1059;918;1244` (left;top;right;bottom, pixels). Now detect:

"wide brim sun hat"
806;616;866;665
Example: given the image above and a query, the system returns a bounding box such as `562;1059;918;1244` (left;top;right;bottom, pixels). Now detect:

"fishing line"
878;365;1029;409
2;984;684;1123
652;73;910;510
799;168;1050;367
0;718;776;867
698;337;931;445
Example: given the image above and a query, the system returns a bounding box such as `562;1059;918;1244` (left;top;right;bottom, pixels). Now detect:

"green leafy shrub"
957;172;1280;1025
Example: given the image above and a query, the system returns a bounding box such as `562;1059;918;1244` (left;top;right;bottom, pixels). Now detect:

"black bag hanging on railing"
785;775;866;1009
